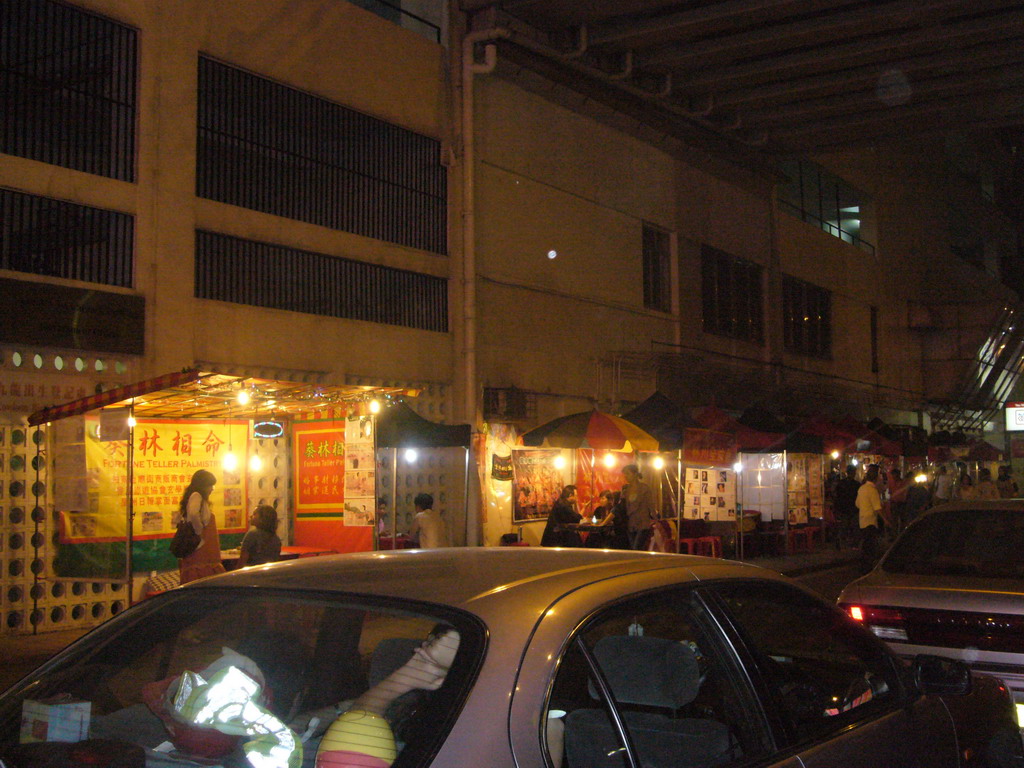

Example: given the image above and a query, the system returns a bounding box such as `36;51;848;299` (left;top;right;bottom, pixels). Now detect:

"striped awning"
28;369;201;426
28;368;418;426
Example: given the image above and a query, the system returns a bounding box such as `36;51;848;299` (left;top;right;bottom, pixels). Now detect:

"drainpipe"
461;31;500;428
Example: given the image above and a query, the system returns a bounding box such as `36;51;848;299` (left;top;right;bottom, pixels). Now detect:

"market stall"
514;410;659;545
25;369;445;607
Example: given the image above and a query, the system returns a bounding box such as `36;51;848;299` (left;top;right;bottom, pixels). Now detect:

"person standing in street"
857;464;884;574
621;464;655;550
976;467;1000;500
174;469;226;585
833;465;860;548
887;468;910;536
932;465;953;506
997;466;1019;498
409;492;450;548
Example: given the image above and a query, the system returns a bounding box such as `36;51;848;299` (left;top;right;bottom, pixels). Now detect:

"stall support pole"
675;452;683;554
463;446;471;547
390;448;398;544
31;427;42;634
782;449;789;555
126;407;136;605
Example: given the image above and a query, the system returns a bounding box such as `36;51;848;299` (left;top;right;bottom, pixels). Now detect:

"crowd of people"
829;461;1019;573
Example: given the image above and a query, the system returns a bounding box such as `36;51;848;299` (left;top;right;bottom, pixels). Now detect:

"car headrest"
589;635;701;709
368;637;422;688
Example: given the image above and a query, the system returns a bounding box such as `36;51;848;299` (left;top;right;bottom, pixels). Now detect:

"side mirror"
913;654;972;696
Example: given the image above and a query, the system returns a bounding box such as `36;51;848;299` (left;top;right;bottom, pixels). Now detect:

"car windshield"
0;588;481;768
883;509;1024;578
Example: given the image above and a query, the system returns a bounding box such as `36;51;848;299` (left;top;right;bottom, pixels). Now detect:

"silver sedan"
0;548;1020;767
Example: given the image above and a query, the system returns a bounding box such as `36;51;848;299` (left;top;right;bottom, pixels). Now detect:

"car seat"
564;635;737;768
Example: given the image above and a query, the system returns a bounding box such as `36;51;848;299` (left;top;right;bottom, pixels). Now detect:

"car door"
509;569;802;768
704;578;958;768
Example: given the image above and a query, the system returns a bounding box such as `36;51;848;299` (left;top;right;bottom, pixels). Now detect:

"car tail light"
840;603;909;642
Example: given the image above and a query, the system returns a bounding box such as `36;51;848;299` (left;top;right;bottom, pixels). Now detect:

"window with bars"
777;160;873;255
0;0;137;181
701;245;764;344
0;188;134;287
782;275;831;359
196;57;447;255
642;224;672;313
195;231;448;332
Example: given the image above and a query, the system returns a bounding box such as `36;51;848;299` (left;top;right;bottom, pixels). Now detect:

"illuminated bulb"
733;461;743;474
223;452;238;471
851;458;859;467
915;473;928;483
652;456;665;470
404;448;418;463
127;416;136;428
831;450;840;460
237;390;250;405
602;453;616;469
553;455;566;470
547;250;557;259
248;454;262;472
369;399;381;414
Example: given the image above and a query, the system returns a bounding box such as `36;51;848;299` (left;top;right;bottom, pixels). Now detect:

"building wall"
2;0;452;390
474;78;678;418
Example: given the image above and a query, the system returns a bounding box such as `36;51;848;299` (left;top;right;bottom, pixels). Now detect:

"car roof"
185;548;764;610
923;499;1024;513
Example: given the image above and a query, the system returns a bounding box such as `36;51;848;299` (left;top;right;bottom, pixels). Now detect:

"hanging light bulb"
127;415;136;428
404;448;418;464
652;456;665;470
237;390;251;406
830;450;840;460
733;461;743;473
249;454;262;472
602;453;617;468
553;455;566;470
223;451;238;471
369;399;381;414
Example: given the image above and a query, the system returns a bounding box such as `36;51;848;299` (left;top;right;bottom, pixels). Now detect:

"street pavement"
0;545;860;692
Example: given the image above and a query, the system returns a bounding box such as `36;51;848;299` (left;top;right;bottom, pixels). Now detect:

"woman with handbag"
174;469;225;584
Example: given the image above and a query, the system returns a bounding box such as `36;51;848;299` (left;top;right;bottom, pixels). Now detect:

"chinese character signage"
64;417;247;543
682;429;737;467
512;449;565;522
292;413;375;554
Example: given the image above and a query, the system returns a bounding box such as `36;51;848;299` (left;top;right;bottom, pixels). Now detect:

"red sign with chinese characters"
292;416;371;554
682;428;737;467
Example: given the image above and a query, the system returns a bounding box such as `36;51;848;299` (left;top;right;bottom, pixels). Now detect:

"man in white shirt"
409;492;450;549
856;464;884;574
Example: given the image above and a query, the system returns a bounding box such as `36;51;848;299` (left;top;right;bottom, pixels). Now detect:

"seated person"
541;486;583;547
587;491;629;550
236;504;283;568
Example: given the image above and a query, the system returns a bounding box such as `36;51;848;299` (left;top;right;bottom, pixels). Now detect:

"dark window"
195;231;448;332
783;275;831;359
710;580;902;744
548;587;773;768
0;188;134;287
196;57;447;254
701;245;764;344
642;224;672;313
0;0;137;180
778;160;872;255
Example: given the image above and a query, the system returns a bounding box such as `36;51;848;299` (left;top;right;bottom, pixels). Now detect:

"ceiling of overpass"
461;0;1024;156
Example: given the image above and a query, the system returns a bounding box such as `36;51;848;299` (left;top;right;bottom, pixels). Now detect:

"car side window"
547;587;773;768
709;580;902;744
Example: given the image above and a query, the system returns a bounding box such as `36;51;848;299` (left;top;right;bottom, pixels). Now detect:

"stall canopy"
28;368;418;425
520;409;659;451
693;406;823;454
375;401;471;448
799;415;901;457
622;392;688;450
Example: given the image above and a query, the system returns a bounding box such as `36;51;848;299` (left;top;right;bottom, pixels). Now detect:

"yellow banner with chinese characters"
64;418;248;543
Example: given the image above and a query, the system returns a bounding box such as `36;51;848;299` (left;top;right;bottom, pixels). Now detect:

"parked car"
838;500;1024;734
0;548;1020;768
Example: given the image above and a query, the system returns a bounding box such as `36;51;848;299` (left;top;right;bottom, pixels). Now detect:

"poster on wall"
684;467;736;521
344;416;375;527
62;417;248;544
512;449;564;522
